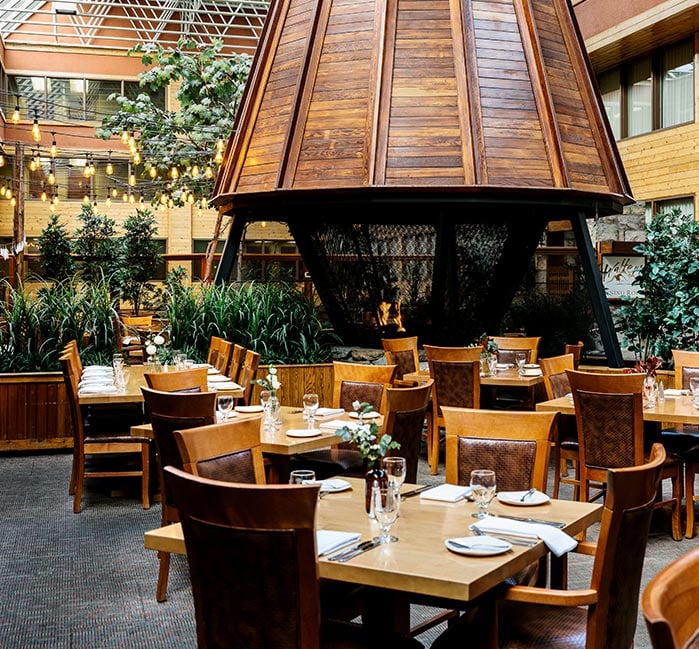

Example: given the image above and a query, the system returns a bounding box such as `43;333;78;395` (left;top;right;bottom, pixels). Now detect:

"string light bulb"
129;192;135;204
128;173;136;187
191;164;199;177
83;195;90;205
105;152;113;176
11;96;20;124
170;166;179;180
214;150;223;164
10;196;16;207
148;165;157;178
50;132;57;158
204;166;213;179
122;191;128;202
121;130;129;144
0;185;6;196
48;164;55;185
6;188;12;199
41;189;47;202
106;193;112;208
32;112;41;142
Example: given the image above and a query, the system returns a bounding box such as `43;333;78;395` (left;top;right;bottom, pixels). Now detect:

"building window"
192;239;225;281
598;39;694;139
7;76;165;122
647;196;695;221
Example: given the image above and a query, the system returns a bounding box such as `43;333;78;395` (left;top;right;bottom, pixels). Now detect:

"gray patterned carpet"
0;450;695;648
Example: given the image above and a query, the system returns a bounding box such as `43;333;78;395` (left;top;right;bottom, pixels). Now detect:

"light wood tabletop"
78;364;244;405
536;393;699;426
145;477;601;603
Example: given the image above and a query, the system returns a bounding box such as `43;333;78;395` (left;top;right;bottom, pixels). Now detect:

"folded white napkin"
78;385;118;394
496;363;513;370
474;515;576;557
82;365;112;372
319;419;359;432
315;407;345;419
319;478;351;492
316;530;361;556
663;388;686;397
420;484;472;502
208;381;240;390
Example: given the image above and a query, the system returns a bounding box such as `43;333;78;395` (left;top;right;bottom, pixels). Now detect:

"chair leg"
69;452;79;495
670;471;683;541
553;449;562;499
156;551;171;602
73;470;84;513
686;462;696;539
429;420;440;476
141;445;151;510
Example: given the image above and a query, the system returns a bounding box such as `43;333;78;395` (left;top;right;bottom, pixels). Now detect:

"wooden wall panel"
250;364;334;408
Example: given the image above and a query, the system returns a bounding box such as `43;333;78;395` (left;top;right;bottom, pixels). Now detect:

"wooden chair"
173;416;266;484
433;444;667;649
332;361;397;413
382;336;420;385
491;336;541;365
238;349;261;405
207;336;234;375
422;344;482;362
442;407;555;493
144;367;209;393
163;467;420;649
383;380;433;484
564;341;584;369
642;546;699;648
423;355;480;475
228;343;246;383
141;387;217;602
540;353;579;499
60;355;150;514
118;314;154;363
668;349;699;538
567;369;682;540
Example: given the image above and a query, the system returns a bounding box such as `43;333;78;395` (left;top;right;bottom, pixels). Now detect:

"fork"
470;525;538;547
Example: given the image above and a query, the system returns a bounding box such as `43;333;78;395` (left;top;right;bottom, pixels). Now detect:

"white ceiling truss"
0;0;269;54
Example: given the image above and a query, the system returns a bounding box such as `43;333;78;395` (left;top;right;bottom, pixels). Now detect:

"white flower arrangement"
255;364;281;396
143;332;166;359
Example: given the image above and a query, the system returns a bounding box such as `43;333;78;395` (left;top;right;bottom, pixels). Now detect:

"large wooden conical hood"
212;0;632;364
214;0;631;207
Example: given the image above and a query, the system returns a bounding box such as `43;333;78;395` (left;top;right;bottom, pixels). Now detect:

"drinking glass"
112;353;125;391
643;375;658;409
690;376;699;397
382;457;407;489
515;351;527;373
289;470;315;485
217;394;234;421
302;393;320;428
470;470;496;519
174;352;187;370
373;483;400;543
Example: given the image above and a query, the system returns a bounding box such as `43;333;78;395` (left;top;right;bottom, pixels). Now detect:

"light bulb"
29;159;36;172
121;130;129;144
106;195;111;208
49;203;55;213
204;166;213;179
83;195;90;205
168;198;174;208
53;195;59;206
129;193;135;204
191;164;199;177
32;117;41;142
48;171;55;184
216;137;224;151
111;187;118;198
0;155;5;167
187;193;195;204
170;166;179;180
0;186;6;196
129;173;136;187
149;166;157;178
106;162;113;176
11;103;20;124
41;191;47;202
10;196;16;207
122;192;128;202
214;150;223;164
6;189;12;199
50;139;57;158
133;151;141;164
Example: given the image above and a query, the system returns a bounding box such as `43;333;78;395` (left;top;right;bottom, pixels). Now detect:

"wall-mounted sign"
601;255;645;299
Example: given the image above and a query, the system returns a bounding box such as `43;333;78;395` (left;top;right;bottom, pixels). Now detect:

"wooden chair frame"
382;336;420;382
239;349;261;405
540;353;579;499
331;361;397;413
144;367;209;392
228;343;246;382
422;344;482;362
207;336;234;375
173;417;266;484
442;407;555;492
491;336;541;363
564;341;584;369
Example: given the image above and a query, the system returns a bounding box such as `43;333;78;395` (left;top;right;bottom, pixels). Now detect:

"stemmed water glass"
217;394;234;421
383;457;407;491
470;469;496;519
515;351;527;374
302;392;320;429
373;483;400;543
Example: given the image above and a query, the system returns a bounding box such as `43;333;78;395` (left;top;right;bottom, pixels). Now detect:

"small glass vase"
365;462;387;517
263;394;282;431
480;352;492;377
643;374;658;408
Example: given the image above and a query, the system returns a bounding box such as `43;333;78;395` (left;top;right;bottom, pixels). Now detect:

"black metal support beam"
571;211;624;367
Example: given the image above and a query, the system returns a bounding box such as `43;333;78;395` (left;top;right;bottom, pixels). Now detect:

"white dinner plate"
348;411;381;420
319;479;352;493
235;405;264;413
207;374;232;383
497;490;550;506
286;429;323;438
207;367;220;375
445;536;512;556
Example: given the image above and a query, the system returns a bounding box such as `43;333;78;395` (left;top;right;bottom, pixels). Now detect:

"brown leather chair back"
382;336;420;379
164;467;321;649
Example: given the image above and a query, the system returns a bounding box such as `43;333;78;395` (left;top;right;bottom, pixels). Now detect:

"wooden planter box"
253;363;334;408
0;372;72;451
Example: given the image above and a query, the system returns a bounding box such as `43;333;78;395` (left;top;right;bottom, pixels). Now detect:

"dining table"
77;364;245;405
131;405;371;483
144;477;601;643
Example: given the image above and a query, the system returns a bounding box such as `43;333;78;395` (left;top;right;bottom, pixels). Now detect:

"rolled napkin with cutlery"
473;515;577;557
419;484;472;502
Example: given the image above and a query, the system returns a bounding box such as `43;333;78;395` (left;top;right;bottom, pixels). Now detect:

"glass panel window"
627;57;652;137
653;197;695;219
599;69;621;140
661;40;694;128
87;79;121;121
48;78;85;121
192;239;224;281
11;76;47;119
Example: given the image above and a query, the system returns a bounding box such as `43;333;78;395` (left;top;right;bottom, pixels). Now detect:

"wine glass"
217;394;234;421
470;470;496;519
689;376;699;397
515;351;527;373
383;457;407;490
373;483;400;543
643;375;658;409
302;392;320;428
289;470;315;485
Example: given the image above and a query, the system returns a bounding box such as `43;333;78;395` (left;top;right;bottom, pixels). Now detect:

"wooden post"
12;142;25;286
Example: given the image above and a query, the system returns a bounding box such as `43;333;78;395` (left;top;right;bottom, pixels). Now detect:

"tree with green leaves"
72;203;119;287
617;208;699;362
96;39;251;281
117;208;161;315
37;214;74;281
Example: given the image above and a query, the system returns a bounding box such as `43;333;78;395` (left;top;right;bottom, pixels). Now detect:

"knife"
494;514;566;528
401;485;432;499
336;538;381;562
326;539;374;562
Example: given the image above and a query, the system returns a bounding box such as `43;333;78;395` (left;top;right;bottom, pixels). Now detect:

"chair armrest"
573;541;597;556
502;585;598;607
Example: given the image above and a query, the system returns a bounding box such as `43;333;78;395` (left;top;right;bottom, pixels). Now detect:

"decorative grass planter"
0;372;72;451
